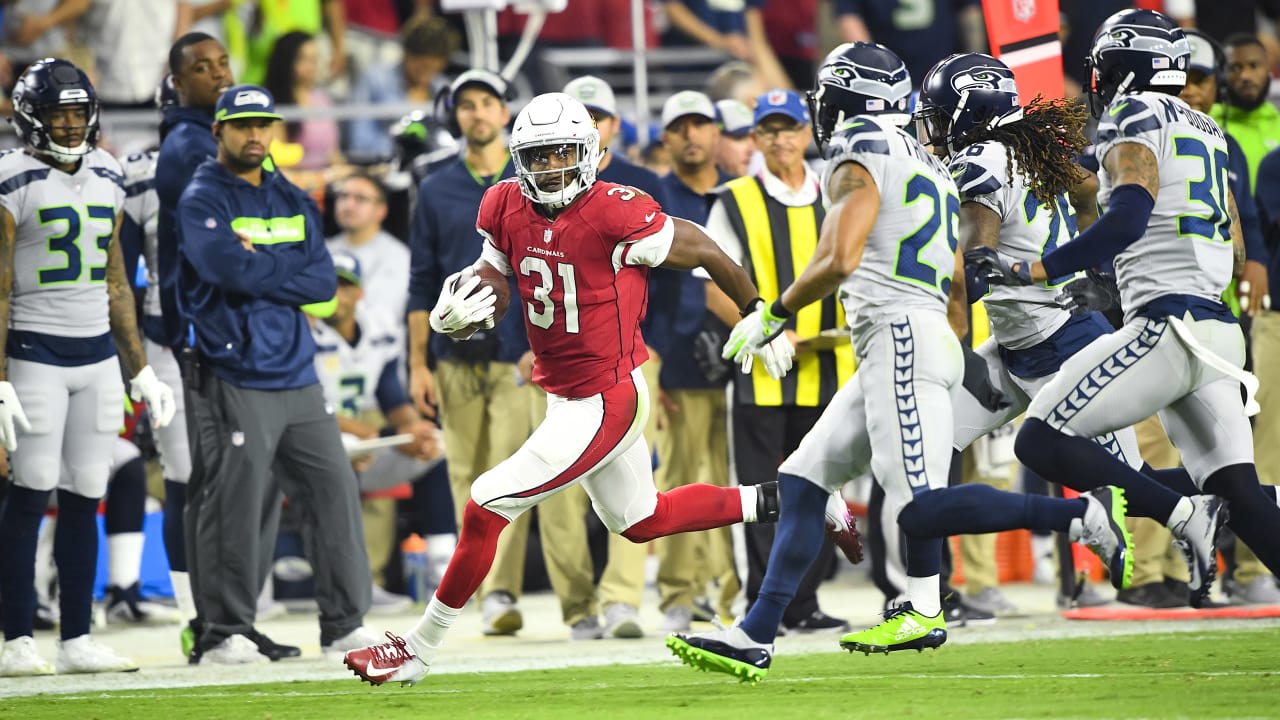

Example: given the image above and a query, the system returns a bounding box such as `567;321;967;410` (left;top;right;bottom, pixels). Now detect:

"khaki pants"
531;363;652;625
1127;415;1187;586
654;388;736;613
436;359;534;600
960;448;1008;595
362;496;397;587
1236;311;1280;584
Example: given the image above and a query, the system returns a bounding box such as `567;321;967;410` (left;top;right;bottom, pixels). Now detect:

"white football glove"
430;272;497;335
130;365;177;428
0;381;31;453
740;334;795;380
722;300;793;379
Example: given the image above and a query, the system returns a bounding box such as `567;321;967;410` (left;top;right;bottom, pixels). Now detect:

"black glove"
962;345;1012;413
965;261;990;304
1056;270;1121;316
965;246;1032;286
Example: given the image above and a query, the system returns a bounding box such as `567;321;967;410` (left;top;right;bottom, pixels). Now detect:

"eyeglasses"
336;191;382;205
754;123;805;139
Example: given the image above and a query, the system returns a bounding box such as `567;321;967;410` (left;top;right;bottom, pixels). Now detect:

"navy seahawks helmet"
1085;9;1189;115
916;53;1023;156
10;58;100;163
807;42;913;152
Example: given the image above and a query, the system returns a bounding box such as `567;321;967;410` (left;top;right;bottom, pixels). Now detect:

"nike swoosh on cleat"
362;659;398;680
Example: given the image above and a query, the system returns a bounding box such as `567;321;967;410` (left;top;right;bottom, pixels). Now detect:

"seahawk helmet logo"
949;67;1018;95
1094;25;1189;59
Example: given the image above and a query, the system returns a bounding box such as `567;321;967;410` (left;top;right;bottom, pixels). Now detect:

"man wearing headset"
406;69;535;636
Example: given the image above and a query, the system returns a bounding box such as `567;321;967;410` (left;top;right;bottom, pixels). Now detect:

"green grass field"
4;629;1275;720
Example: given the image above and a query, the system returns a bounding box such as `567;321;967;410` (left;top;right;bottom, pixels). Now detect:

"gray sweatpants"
185;372;370;648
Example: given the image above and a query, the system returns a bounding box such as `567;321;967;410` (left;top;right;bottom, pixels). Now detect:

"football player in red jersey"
344;93;848;687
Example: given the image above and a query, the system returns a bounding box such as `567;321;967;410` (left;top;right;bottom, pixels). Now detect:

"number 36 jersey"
1096;92;1234;319
476;179;672;399
0;148;124;338
821;116;959;338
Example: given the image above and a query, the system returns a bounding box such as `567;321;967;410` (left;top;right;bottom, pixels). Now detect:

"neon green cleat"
1078;486;1135;591
839;602;947;655
181;623;196;659
666;629;772;684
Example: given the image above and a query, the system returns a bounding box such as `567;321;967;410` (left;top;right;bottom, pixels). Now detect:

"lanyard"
464;154;510;187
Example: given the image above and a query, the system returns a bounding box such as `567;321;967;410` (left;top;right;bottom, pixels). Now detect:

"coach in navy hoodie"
176;85;372;662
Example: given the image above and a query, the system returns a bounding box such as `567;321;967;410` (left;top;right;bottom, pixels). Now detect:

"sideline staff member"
177;85;372;661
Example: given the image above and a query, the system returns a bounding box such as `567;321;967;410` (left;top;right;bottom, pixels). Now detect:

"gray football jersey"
1096;92;1234;318
0;148;124;337
950;141;1078;349
120;150;160;319
312;305;402;418
821;116;959;338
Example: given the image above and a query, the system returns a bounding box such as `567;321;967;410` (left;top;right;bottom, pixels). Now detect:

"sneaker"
105;582;182;625
1116;581;1184;609
245;629;301;661
481;591;522;636
1231;576;1280;605
204;634;266;664
256;599;288;621
1077;487;1134;591
690;597;717;622
824;493;864;564
369;585;413;616
570;616;603;640
840;602;947;655
666;626;772;684
184;620;203;664
602;603;644;639
755;481;779;522
1057;581;1111;609
0;636;55;677
344;632;430;687
1164;577;1227;608
55;635;139;674
33;602;58;631
783;610;850;634
941;592;995;627
659;605;693;634
1171;495;1228;608
322;626;382;661
965;587;1022;617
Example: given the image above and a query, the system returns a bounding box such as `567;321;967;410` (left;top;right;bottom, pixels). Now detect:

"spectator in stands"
835;0;986;86
406;70;536;637
327;172;411;324
348;15;458;160
647;91;739;632
742;0;798;89
713;98;755;177
81;0;185;108
748;0;818;90
240;0;347;86
706;60;766;106
264;31;344;172
175;0;232;41
663;0;750;61
3;0;82;76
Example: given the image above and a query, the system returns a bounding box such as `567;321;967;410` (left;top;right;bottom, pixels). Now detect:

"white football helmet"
509;92;601;210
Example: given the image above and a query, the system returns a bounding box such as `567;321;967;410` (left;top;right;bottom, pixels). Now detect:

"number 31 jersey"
0;148;124;338
1096;91;1234;318
476;179;672;399
821;116;959;338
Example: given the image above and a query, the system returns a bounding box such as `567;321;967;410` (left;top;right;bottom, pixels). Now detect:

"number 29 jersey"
476;179;672;399
0;148;124;338
821;116;960;338
1096;92;1234;319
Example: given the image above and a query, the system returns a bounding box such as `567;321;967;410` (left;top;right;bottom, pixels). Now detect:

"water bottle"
401;534;430;602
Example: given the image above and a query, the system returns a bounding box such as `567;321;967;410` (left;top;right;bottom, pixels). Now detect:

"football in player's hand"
453;263;511;328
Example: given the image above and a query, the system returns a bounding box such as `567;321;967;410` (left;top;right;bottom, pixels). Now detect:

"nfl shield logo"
543;228;553;244
231;431;245;446
1013;0;1035;22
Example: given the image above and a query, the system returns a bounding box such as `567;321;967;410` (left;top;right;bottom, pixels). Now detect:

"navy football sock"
0;486;51;640
1204;464;1280;577
899;485;1085;538
105;458;147;535
1016;418;1181;522
55;489;100;640
163;480;188;572
413;461;458;535
1143;464;1199;497
739;473;829;645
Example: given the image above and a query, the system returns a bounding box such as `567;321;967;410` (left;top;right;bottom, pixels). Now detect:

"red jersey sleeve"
475;180;518;276
598;183;674;269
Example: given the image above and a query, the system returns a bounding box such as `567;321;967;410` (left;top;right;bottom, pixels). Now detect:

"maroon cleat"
825;494;864;565
343;632;430;687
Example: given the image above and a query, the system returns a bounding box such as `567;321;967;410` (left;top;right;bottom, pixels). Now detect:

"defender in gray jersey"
667;44;1131;683
974;9;1280;607
919;53;1228;592
0;59;175;677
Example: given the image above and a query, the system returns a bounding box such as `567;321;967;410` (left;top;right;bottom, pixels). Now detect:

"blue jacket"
156;106;219;349
407;156;529;366
177;159;336;390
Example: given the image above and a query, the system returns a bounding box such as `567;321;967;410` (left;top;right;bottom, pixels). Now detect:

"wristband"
740;297;764;318
768;299;793;320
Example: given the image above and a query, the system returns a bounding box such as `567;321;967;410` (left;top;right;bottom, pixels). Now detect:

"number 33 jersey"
476;179;673;398
821;116;960;338
0;148;124;338
1096;91;1234;318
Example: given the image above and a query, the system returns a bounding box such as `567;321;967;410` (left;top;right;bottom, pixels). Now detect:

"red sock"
435;500;510;608
622;484;744;543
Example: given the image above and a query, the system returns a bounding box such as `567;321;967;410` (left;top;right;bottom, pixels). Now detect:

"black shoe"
756;481;779;522
941;592;995;627
1116;581;1184;609
672;632;772;677
246;629;301;661
784;610;850;634
690;597;717;623
1164;577;1227;609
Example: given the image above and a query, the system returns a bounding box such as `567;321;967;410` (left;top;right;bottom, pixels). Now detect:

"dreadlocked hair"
961;95;1089;210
